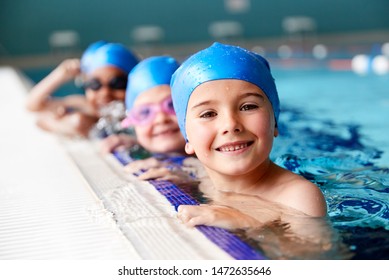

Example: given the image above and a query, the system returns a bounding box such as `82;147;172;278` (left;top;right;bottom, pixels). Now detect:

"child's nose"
221;112;242;135
98;86;114;102
153;110;170;124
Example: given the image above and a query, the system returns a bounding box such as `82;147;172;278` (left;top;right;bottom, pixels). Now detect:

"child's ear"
185;142;195;155
274;127;279;137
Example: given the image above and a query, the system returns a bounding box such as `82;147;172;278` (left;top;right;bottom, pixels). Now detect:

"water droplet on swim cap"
125;56;180;110
81;41;139;75
170;42;280;140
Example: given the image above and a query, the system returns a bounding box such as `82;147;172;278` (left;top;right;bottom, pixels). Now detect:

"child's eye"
167;100;174;110
134;108;151;120
199;111;217;118
240;104;258;111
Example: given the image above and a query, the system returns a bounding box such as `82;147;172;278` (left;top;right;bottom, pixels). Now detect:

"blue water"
273;69;389;166
270;69;389;259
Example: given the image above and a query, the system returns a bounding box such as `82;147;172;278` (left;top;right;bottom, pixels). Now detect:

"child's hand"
124;157;161;174
71;112;99;137
54;59;81;83
137;166;198;187
100;134;138;154
177;204;261;230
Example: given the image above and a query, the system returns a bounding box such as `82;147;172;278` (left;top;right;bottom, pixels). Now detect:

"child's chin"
152;141;181;154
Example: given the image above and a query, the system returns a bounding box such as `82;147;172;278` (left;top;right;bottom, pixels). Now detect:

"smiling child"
170;42;327;229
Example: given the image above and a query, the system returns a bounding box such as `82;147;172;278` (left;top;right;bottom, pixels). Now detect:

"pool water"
273;69;389;166
269;69;389;259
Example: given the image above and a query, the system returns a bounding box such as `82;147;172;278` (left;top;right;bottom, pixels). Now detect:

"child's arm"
124;157;199;187
26;59;81;112
136;166;199;187
177;204;262;229
177;187;284;230
124;157;161;173
100;134;138;154
35;110;98;137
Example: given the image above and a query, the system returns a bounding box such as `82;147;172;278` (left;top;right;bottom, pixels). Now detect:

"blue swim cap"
125;56;180;110
80;40;108;73
170;42;280;140
80;41;139;75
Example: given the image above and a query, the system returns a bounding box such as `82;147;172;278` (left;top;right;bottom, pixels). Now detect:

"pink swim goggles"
122;96;176;127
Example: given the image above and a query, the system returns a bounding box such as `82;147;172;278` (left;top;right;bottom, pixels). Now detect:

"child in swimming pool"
170;42;327;229
25;41;139;138
101;56;191;183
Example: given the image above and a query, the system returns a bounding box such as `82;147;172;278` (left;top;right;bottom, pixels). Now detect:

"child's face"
84;66;127;112
185;79;278;177
133;85;186;154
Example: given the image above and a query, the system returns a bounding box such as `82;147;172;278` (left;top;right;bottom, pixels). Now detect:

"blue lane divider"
113;150;266;260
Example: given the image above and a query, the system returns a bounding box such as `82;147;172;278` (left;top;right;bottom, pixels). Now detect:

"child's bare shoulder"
276;169;327;217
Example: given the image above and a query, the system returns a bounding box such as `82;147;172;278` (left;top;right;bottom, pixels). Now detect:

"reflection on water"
240;217;352;260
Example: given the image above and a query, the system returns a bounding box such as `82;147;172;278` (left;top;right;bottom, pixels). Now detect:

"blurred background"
1;0;389;96
1;0;389;67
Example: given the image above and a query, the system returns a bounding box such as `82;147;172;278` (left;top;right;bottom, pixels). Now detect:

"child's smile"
152;126;181;138
215;140;254;154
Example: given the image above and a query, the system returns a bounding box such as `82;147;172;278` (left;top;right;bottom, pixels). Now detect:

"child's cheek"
134;125;152;146
189;120;212;149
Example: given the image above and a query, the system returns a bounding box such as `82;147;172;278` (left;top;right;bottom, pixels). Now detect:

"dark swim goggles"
83;76;128;91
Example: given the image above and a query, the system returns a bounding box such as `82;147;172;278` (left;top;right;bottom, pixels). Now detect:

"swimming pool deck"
0;66;232;259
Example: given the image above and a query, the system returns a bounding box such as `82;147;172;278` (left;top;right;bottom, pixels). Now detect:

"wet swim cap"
125;56;180;110
81;41;139;75
80;40;108;73
170;42;280;140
